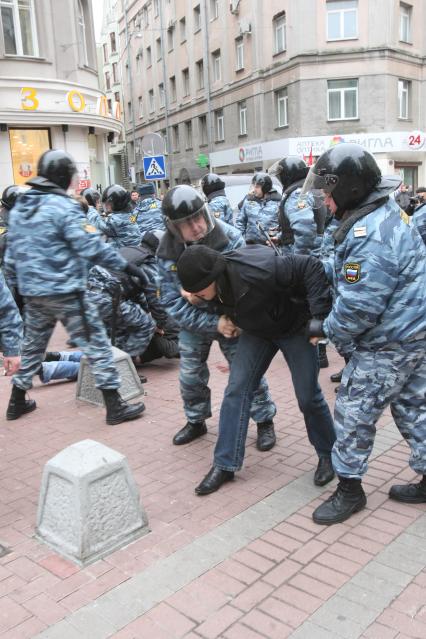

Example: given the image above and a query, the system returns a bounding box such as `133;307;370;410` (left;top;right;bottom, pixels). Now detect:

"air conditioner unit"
239;19;252;35
230;0;240;15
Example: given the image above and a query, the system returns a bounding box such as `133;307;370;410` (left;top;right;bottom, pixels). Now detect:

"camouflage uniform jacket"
157;221;244;335
0;270;22;356
87;207;141;248
323;197;426;354
413;202;426;246
235;191;281;243
207;192;234;226
5;190;127;296
279;189;322;257
135;197;165;237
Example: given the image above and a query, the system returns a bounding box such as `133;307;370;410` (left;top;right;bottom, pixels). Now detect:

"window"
105;71;111;90
212;50;221;82
148;89;155;113
182;68;190;96
142;5;148;27
169;76;176;102
196;59;204;89
194;5;201;31
127;101;132;120
235;37;244;70
146;45;152;66
103;43;108;62
199;115;208;145
167;26;174;51
215;109;224;141
159;82;165;107
138;96;143;118
136;53;142;71
114;91;120;103
153;0;159;17
210;0;219;19
275;88;288;127
110;32;116;53
107;98;112;114
327;79;358;120
1;0;38;56
273;13;286;54
77;0;89;65
400;3;412;42
326;1;358;40
9;129;50;185
180;16;186;42
156;37;162;60
398;79;410;119
172;124;180;152
112;62;118;83
238;101;247;135
185;120;193;149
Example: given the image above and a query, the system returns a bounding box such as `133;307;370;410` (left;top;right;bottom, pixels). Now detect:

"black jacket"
215;245;331;339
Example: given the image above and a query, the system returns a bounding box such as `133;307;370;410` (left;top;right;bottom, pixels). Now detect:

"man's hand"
3;356;21;376
306;319;326;346
217;315;240;338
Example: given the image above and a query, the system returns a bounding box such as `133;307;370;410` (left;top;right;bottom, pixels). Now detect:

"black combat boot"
6;385;37;421
312;476;367;525
102;389;145;426
256;420;276;451
173;421;207;445
314;455;335;486
389;475;426;503
318;343;329;369
44;352;62;362
330;369;343;383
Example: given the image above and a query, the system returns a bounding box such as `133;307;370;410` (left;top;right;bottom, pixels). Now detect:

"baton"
256;221;282;256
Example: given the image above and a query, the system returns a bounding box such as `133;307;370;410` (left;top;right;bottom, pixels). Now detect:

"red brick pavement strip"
0;326;424;637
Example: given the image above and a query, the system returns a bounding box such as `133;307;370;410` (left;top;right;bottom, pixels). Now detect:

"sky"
91;0;104;42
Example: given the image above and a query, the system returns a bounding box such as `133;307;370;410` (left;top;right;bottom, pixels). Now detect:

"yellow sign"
21;87;39;111
9;129;50;186
67;90;86;112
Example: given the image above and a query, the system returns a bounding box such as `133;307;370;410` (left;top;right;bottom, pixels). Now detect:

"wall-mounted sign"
17;86;121;120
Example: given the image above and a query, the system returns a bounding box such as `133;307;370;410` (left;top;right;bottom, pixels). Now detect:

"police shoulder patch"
214;211;221;218
297;200;306;209
170;264;177;271
150;203;157;209
0;227;6;235
129;214;137;223
343;262;361;284
82;223;97;233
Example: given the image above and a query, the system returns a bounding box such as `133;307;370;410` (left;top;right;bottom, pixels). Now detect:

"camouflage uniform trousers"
179;329;276;424
333;340;426;479
13;293;120;390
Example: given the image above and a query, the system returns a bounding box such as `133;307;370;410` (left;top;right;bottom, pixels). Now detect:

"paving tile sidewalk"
0;326;424;638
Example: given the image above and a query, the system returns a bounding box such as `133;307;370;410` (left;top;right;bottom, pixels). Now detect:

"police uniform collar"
334;196;389;244
207;189;226;201
26;176;70;197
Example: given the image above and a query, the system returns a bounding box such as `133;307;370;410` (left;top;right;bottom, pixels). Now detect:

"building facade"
0;0;122;193
118;0;426;188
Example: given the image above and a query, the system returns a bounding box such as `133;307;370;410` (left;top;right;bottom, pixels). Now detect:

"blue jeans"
214;332;336;471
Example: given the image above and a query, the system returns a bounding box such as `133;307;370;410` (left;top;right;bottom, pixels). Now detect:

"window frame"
196;59;204;90
210;0;219;20
185;120;193;150
159;82;165;108
326;0;358;41
172;124;180;153
400;2;412;43
275;88;288;128
138;96;143;119
110;31;116;53
327;78;359;121
0;0;39;57
199;114;208;146
212;49;221;82
238;101;247;135
398;79;410;119
148;89;155;113
167;25;174;51
179;16;186;42
215;109;224;141
169;75;176;103
182;67;190;96
235;37;244;70
193;4;201;32
273;14;286;54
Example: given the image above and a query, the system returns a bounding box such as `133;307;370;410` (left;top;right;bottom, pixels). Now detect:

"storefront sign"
16;86;121;120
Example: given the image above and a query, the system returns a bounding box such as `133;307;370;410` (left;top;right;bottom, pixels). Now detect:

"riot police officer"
0;185;26;265
305;143;426;524
409;187;426;246
80;187;101;211
235;173;281;244
87;185;141;248
158;184;277;451
4;149;146;425
135;182;165;238
200;173;233;225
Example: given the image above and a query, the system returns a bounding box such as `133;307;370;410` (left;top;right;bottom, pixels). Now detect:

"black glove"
124;263;148;288
305;318;326;339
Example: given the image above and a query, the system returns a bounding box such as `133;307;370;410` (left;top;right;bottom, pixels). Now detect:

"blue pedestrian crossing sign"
143;155;166;180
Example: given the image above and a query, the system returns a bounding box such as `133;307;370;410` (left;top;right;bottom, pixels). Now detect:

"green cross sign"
196;153;209;168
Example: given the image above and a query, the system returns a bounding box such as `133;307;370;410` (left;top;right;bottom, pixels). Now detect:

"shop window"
9;128;50;185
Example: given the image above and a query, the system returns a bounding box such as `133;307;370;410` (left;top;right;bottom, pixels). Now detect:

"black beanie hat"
177;245;226;292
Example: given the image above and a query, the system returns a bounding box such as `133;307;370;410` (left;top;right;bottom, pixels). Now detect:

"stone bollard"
36;440;149;566
76;346;143;406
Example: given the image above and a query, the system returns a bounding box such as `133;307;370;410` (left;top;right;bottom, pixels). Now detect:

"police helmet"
37;149;77;190
102;184;131;211
253;172;273;195
80;187;100;208
302;143;382;212
1;185;26;210
200;173;225;196
270;156;309;189
162;185;214;242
